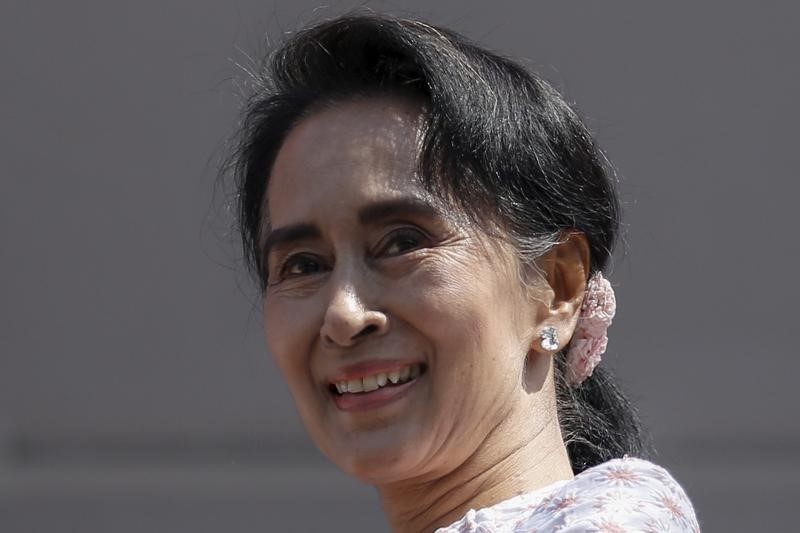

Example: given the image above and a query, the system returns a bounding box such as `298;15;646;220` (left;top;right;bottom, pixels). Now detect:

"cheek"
412;254;509;331
388;261;525;467
405;254;525;383
263;296;320;385
396;256;518;373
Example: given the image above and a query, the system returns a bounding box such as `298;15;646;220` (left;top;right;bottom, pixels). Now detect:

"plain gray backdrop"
1;1;798;531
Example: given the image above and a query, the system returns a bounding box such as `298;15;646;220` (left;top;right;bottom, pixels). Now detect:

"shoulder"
518;457;700;532
437;457;700;533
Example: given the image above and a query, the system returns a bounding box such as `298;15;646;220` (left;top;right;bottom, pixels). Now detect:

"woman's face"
263;96;548;484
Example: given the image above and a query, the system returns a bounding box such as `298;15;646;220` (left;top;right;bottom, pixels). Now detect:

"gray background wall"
1;1;798;531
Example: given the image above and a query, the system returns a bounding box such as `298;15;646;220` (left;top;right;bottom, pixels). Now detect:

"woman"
229;13;699;532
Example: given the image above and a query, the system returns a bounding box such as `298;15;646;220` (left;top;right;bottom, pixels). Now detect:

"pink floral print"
436;457;699;532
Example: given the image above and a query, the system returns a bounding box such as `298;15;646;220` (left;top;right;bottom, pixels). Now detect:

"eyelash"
276;253;325;280
272;227;428;283
377;227;427;256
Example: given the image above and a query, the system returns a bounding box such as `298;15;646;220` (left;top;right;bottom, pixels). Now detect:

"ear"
530;232;590;354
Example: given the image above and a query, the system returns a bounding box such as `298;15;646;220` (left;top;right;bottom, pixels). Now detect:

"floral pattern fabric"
436;457;699;532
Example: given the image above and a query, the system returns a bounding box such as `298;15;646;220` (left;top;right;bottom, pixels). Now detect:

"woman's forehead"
267;97;428;226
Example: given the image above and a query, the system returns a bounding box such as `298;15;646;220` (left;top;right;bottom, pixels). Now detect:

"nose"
320;282;389;347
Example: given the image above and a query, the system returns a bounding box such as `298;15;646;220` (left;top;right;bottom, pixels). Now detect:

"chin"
323;429;430;485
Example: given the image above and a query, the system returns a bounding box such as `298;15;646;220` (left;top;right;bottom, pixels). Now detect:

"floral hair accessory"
565;271;616;387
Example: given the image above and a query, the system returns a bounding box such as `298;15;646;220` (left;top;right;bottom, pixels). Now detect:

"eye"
379;228;427;256
278;254;325;279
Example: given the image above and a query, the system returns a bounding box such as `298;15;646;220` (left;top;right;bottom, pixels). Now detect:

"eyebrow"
263;223;321;258
357;197;441;226
263;197;441;258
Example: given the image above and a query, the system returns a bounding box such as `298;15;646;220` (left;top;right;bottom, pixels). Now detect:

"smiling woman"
228;13;699;532
265;96;554;485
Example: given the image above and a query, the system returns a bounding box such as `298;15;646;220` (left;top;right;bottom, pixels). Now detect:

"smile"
332;363;424;393
329;363;427;412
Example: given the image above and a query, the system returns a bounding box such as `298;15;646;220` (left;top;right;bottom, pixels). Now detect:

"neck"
377;403;573;533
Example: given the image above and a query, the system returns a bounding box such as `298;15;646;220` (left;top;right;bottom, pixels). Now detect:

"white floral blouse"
436;457;699;532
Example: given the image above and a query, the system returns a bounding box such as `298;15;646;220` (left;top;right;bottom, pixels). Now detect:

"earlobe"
539;325;559;351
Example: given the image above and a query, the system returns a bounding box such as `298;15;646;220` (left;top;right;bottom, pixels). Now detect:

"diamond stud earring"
540;326;559;351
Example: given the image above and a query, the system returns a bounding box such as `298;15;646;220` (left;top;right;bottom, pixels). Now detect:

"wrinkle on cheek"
430;243;512;308
268;281;323;300
421;239;525;385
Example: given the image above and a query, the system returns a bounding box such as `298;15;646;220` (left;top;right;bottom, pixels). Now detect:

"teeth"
362;375;379;392
334;364;422;394
347;379;363;393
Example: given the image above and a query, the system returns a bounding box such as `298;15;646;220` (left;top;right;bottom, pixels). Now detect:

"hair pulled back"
230;13;649;473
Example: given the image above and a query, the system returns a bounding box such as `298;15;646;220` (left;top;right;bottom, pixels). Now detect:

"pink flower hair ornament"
565;271;616;387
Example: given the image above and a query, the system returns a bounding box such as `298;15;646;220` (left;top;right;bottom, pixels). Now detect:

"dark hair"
229;13;649;473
